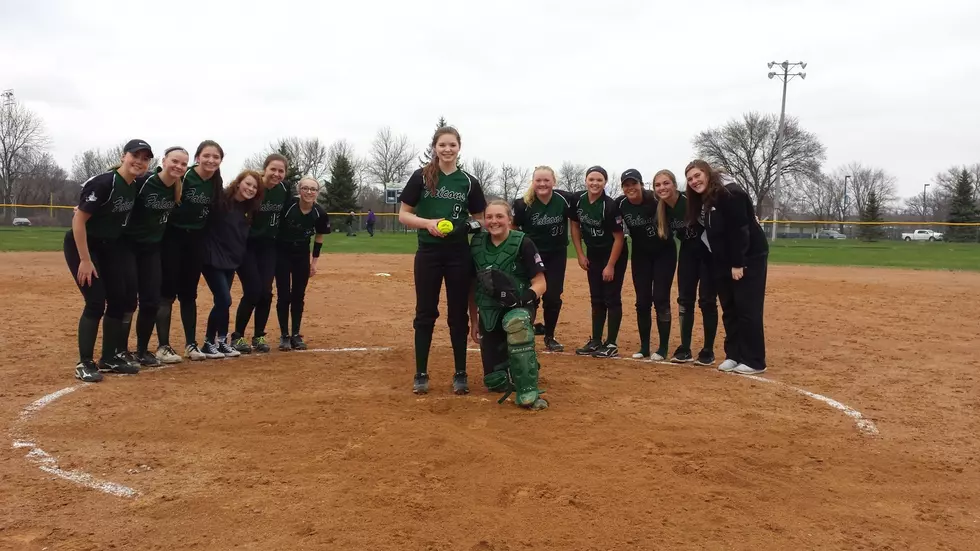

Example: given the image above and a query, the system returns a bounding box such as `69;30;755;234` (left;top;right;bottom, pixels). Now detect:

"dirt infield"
1;252;978;550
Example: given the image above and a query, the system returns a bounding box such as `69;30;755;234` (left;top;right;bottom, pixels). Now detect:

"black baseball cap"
621;168;642;185
123;139;153;156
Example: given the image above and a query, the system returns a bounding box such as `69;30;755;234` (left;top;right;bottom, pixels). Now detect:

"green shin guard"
502;308;545;408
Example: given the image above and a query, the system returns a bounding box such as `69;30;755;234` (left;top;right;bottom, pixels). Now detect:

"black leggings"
413;241;471;375
586;243;628;342
531;249;567;338
676;239;719;353
236;239;277;338
64;231;128;362
478;318;509;377
202;265;235;344
120;240;162;354
716;255;768;369
159;226;205;347
631;243;677;319
276;245;312;337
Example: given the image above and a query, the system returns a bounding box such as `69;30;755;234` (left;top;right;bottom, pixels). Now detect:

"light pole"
840;175;851;233
922;183;930;222
767;61;807;240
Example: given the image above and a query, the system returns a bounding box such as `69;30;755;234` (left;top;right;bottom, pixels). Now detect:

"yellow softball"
437;220;454;235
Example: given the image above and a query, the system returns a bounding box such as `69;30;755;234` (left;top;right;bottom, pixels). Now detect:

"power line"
767;61;807;241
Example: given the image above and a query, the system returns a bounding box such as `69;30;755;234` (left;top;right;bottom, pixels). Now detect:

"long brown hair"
219;169;265;223
684;159;727;225
522;165;557;206
422;126;461;193
194;139;225;187
653;169;677;239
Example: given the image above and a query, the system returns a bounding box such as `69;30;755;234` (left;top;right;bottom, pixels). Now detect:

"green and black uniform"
617;190;676;358
668;191;718;358
571;190;626;345
159;165;221;349
512;190;574;340
275;199;331;339
235;181;289;341
64;170;137;364
121;168;179;356
398;166;486;381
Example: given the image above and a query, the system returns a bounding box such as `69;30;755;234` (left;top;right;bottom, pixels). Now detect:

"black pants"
532;250;567;338
586;243;628;342
120;239;162;354
478;319;509;377
715;255;768;369
236;239;277;338
677;239;717;314
631;243;676;319
202;265;235;344
413;241;471;374
275;245;311;338
159;226;205;347
64;231;128;362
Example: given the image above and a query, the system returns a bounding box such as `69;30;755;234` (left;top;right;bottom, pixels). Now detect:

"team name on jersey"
577;210;602;227
112;196;135;213
182;188;211;205
622;212;654;227
260;201;284;213
423;187;467;202
530;212;564;226
143;193;176;211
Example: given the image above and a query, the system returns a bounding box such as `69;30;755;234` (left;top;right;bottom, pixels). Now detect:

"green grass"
3;227;979;271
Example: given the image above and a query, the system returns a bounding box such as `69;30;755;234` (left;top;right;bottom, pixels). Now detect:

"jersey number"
269;213;280;227
160;211;169;225
452;204;462;220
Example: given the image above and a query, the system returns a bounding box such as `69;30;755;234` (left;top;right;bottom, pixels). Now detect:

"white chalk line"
467;347;879;436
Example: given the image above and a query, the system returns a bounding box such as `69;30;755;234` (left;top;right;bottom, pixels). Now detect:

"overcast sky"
2;0;978;198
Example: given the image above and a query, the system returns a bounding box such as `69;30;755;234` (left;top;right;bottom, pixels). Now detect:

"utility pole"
840;175;851;233
767;61;807;241
1;89;14;108
922;183;930;222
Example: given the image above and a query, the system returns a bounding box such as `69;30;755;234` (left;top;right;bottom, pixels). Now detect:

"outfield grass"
2;226;978;271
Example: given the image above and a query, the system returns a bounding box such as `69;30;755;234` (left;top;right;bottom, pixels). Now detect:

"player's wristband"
312;242;323;258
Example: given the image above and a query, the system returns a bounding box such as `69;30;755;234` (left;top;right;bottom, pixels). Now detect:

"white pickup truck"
901;229;944;242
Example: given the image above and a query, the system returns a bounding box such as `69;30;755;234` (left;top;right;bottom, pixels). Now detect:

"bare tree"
244;137;329;179
845;162;897;217
366;126;417;187
557;161;586;192
786;172;843;224
605;171;622;198
498;164;529;202
71;145;123;182
467;158;498;197
1;98;50;220
693;111;826;216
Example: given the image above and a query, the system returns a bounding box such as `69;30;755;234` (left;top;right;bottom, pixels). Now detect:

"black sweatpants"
236;238;277;338
676;239;718;352
532;250;567;339
202;265;235;344
630;242;677;355
715;254;768;370
120;240;162;354
64;231;128;363
413;241;471;375
159;226;205;347
586;243;628;344
275;245;312;338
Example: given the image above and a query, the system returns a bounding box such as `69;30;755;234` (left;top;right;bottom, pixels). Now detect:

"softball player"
66;139;152;382
119;146;188;368
511;166;574;352
617;169;676;361
157;140;224;361
232;154;289;354
685;160;769;374
398;126;486;395
570;166;626;358
654;169;718;365
275;177;332;351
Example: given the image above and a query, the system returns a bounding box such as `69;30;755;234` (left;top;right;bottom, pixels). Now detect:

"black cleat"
670;347;694;363
694;349;715;366
452;371;469;395
99;355;139;374
74;360;103;382
413;372;430;394
138;351;162;368
591;342;619;359
231;333;252;354
279;336;292;351
575;338;602;356
290;335;307;351
544;336;564;352
252;336;271;353
533;323;546;336
120;350;141;370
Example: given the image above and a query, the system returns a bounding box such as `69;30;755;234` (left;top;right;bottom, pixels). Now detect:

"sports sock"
636;309;652;356
180;300;197;346
590;306;606;342
78;315;100;362
606;306;622;345
703;310;719;351
656;318;671;357
120;312;134;353
156;299;173;348
101;316;122;361
414;327;433;374
679;309;695;350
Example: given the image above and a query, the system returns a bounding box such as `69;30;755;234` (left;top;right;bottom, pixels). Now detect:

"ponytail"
522;186;535;207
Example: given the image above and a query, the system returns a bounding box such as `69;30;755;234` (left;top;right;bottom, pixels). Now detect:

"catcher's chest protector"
471;230;529;330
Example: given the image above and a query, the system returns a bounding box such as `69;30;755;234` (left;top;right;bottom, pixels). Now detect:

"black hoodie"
700;180;769;269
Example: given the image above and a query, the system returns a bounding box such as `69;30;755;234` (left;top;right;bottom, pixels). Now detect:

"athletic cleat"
533;323;546;336
200;341;225;359
156;345;183;364
544;336;564;352
252;336;271;353
631;351;649;360
575;339;602;356
694;349;716;366
670;347;694;363
733;363;766;375
290;335;307;351
452;371;469;395
74;360;103;383
279;336;293;351
231;334;252;354
526;397;549;410
185;343;207;361
413;372;430;394
99;355;139;374
120;351;141;370
217;341;241;358
592;342;619;359
138;351;162;368
650;351;667;361
718;359;738;372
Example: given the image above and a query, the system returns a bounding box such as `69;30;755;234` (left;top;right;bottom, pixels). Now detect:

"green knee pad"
502;308;543;407
483;365;511;392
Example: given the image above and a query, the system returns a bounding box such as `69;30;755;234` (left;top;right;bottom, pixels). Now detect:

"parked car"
12;217;31;227
901;229;943;241
814;229;846;240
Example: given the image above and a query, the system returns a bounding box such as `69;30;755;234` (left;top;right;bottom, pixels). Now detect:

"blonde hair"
486;199;513;220
653;169;678;239
522;165;557;206
162;146;187;205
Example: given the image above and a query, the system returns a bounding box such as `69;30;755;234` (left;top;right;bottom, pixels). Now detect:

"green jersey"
76;170;136;240
667;192;700;241
123;169;178;243
571;191;623;250
398;167;487;246
512;190;574;253
277;199;332;247
616;190;669;252
169;166;218;230
250;182;290;240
